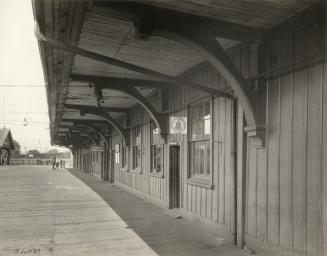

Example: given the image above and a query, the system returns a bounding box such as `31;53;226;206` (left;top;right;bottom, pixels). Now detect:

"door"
110;149;115;183
169;145;180;209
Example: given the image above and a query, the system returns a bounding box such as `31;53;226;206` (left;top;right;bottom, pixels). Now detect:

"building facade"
33;1;327;255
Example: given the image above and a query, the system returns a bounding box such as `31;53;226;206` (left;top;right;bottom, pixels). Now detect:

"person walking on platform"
52;156;56;171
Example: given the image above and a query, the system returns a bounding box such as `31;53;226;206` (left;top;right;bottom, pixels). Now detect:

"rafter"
64;104;127;113
71;75;169;89
35;24;231;98
79;108;130;146
74;122;110;148
61;125;98;146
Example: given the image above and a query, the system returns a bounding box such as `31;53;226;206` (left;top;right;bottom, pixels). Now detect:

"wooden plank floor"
0;165;245;256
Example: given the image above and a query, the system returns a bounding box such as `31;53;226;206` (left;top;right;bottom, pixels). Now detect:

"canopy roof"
32;0;321;146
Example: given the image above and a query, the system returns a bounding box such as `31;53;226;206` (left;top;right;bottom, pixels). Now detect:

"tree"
47;149;59;155
12;140;21;157
27;149;40;157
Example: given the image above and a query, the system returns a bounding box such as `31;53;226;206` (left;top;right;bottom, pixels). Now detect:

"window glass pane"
204;103;210;137
157;146;161;157
189;100;211;178
206;158;210;175
195;141;199;158
199;159;204;174
190;106;197;141
199;141;205;158
194;157;199;176
137;147;141;168
205;102;210;116
197;104;204;139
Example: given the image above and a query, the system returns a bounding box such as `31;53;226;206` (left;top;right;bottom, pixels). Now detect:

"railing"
10;158;53;165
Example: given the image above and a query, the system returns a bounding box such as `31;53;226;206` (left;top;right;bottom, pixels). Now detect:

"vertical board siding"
278;35;293;250
322;30;327;256
111;44;249;237
244;22;325;256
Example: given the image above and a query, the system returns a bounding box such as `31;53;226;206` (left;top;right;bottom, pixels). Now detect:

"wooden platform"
0;165;245;256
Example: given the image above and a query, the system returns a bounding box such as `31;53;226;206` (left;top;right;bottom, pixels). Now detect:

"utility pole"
24;146;26;165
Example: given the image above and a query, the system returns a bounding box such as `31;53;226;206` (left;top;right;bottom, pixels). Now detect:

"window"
189;100;211;178
115;144;120;164
151;124;163;173
132;125;141;169
121;138;128;169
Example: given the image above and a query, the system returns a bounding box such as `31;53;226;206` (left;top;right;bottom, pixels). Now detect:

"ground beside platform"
0;165;246;256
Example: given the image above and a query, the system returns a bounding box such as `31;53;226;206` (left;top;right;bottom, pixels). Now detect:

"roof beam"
64;104;127;113
61;118;110;130
80;108;130;147
63;104;129;145
60;125;98;146
69;134;88;148
74;122;110;148
71;75;169;89
35;24;231;98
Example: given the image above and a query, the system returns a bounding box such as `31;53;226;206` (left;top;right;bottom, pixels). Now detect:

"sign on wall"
170;117;187;134
91;146;104;152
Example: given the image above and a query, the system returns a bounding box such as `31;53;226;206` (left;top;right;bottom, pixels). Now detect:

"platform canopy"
32;0;320;146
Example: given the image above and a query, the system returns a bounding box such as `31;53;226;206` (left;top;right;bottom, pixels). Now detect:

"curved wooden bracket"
75;123;110;148
63;126;98;146
97;81;169;142
69;135;88;148
80;109;130;147
151;23;266;147
106;84;170;142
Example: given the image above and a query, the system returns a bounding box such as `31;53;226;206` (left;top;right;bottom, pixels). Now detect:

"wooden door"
169;145;180;209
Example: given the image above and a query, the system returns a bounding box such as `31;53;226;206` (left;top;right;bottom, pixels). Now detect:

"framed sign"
91;146;104;152
170;117;187;134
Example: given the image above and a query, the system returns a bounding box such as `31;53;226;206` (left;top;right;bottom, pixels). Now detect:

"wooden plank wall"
99;17;326;256
111;47;255;235
244;21;326;256
112;96;168;203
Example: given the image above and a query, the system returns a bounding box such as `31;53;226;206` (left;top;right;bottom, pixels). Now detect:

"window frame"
115;144;120;164
187;97;214;188
150;122;164;176
121;138;129;171
131;125;142;172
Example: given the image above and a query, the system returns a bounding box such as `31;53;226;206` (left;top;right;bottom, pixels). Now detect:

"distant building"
0;128;15;165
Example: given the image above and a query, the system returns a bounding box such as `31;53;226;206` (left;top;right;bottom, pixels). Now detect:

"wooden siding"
244;22;326;256
82;16;327;256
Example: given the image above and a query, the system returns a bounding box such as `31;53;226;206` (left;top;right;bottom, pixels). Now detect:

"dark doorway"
110;149;115;183
169;145;180;209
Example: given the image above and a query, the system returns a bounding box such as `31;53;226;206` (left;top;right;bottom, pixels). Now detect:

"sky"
0;0;67;153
